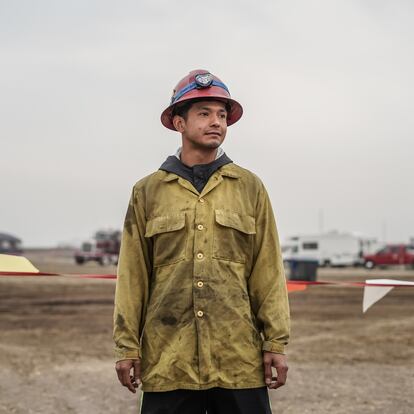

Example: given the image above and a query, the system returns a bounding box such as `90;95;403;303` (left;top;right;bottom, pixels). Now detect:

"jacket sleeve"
113;186;152;361
248;182;290;354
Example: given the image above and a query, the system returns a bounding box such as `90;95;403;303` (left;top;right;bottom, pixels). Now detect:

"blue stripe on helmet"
171;80;230;104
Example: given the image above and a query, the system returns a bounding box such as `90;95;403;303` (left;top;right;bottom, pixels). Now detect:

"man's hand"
115;359;141;393
263;352;288;390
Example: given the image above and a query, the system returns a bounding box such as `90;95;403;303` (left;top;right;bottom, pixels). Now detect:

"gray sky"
1;0;413;247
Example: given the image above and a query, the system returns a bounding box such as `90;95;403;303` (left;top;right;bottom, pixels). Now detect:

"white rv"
282;231;381;267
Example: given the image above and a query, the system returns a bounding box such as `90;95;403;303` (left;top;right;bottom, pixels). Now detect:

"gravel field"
0;249;413;413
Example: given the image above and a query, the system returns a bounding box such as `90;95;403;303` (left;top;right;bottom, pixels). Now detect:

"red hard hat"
161;69;243;131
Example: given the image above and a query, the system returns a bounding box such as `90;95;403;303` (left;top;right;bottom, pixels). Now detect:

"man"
114;69;290;414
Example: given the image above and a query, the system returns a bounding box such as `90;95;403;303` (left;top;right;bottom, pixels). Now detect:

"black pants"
140;387;272;414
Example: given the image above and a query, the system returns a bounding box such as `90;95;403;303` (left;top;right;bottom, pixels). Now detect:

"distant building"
0;233;23;255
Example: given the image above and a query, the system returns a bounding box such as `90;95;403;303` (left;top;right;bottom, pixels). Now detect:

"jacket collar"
218;163;241;179
160;161;241;198
160;161;240;182
159;152;238;182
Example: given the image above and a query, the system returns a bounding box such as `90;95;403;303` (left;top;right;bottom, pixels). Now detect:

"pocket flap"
215;209;256;234
145;212;186;238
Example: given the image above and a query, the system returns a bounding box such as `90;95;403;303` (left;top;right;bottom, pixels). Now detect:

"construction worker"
113;69;290;414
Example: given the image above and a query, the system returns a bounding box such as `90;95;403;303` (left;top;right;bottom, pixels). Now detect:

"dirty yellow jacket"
113;162;290;392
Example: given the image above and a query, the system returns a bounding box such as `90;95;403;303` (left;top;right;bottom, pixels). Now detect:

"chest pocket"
213;209;256;264
145;212;187;267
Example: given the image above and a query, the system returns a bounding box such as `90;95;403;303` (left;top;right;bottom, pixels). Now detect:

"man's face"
173;100;228;150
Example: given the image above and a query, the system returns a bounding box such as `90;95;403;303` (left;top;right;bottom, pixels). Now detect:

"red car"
364;244;414;269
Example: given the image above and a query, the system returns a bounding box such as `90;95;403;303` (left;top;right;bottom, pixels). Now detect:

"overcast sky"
1;0;413;247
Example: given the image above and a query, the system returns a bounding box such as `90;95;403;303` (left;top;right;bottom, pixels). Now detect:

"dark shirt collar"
159;151;233;193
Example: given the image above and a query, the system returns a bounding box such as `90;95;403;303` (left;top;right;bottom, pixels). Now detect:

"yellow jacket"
113;162;290;392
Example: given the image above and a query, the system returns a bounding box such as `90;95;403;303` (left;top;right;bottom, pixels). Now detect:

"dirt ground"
0;249;413;414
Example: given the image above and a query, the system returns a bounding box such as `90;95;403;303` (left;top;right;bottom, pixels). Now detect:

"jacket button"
196;310;204;318
199;198;205;203
196;252;204;260
197;281;204;288
197;224;204;231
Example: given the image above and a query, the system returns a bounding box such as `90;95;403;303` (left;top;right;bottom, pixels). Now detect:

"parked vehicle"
363;244;414;269
0;233;23;255
282;231;381;267
74;230;121;266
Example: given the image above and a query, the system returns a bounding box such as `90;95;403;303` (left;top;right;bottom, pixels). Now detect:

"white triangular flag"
363;279;414;313
363;285;393;313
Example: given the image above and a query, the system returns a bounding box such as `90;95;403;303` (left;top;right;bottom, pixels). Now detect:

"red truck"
74;230;121;266
363;244;414;269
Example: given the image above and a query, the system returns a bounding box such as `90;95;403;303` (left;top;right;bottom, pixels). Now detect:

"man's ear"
173;115;185;132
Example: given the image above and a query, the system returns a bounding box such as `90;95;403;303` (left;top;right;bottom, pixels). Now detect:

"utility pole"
381;219;387;242
318;209;324;233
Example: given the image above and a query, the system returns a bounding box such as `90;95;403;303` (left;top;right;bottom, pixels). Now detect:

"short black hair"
172;98;231;120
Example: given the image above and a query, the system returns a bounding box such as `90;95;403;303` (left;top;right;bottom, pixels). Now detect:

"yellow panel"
0;254;39;273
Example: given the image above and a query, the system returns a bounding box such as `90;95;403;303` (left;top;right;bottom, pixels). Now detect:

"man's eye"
220;114;227;119
200;112;208;116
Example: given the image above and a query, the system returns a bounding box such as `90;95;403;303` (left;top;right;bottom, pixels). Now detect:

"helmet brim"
161;92;243;131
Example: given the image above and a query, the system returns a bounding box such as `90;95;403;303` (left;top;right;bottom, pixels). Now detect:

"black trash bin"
286;258;318;281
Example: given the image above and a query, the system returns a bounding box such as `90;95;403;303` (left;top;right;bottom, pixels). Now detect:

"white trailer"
282;231;381;267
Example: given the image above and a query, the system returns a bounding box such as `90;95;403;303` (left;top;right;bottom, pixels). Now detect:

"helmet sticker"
170;89;177;104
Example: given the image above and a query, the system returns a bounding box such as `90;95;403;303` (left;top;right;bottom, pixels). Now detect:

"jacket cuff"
115;347;141;361
262;340;285;354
